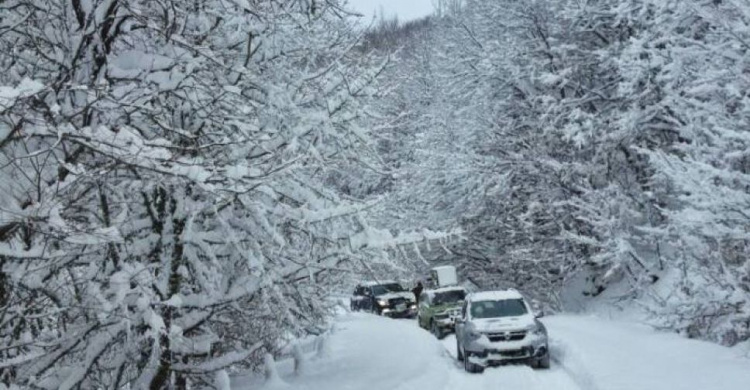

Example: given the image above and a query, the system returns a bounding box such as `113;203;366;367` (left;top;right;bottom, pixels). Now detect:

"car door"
362;287;374;311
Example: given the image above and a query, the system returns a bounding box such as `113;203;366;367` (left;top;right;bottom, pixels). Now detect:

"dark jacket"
412;283;424;303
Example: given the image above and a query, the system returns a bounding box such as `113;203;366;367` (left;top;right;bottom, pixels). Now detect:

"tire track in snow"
437;332;584;390
340;316;587;390
548;338;602;390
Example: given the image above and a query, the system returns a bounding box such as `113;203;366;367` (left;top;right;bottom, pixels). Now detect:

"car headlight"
530;324;546;336
377;299;389;307
467;327;482;340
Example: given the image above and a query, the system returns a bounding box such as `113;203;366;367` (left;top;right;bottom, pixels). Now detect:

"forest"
1;0;748;388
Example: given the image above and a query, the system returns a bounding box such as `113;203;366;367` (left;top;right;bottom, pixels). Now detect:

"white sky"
347;0;435;22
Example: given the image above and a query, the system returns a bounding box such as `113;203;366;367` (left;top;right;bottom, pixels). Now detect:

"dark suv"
350;281;417;318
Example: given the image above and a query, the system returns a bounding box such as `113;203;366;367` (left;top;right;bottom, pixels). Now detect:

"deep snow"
546;315;750;390
233;312;750;390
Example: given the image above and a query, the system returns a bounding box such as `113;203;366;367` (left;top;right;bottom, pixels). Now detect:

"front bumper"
435;316;460;329
381;304;417;318
465;333;548;367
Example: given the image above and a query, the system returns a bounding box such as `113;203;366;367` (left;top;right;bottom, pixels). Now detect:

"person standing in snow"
412;281;424;304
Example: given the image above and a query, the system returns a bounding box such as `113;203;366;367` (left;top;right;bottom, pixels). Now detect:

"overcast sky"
347;0;435;23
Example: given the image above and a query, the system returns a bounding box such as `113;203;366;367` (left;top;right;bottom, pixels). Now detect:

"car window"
469;299;528;319
433;290;466;305
371;283;405;295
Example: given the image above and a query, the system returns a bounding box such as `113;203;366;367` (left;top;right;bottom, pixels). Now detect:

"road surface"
233;312;750;390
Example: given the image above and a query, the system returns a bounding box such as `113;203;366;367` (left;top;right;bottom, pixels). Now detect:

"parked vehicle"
417;286;467;339
455;289;550;373
350;281;417;318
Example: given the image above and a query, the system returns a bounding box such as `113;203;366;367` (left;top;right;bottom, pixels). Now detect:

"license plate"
396;303;406;311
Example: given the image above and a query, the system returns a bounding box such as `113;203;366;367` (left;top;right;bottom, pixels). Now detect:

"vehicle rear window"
470;299;527;319
433;290;466;305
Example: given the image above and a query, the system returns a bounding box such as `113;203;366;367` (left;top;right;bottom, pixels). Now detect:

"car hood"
471;314;535;332
375;292;415;301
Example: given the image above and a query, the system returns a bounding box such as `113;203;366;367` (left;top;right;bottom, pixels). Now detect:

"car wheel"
532;352;551;369
463;350;484;374
456;340;464;361
431;320;444;340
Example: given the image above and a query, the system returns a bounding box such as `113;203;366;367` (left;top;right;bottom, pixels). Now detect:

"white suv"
455;289;550;373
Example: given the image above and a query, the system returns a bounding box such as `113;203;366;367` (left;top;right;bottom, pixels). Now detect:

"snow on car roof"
426;286;467;294
425;286;467;299
361;280;399;287
468;289;523;301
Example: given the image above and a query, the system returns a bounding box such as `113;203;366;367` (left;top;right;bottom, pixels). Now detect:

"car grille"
437;308;460;320
486;330;527;342
499;348;528;358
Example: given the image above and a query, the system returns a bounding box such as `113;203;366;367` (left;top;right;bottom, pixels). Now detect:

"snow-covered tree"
370;0;749;345
616;0;750;343
0;1;454;387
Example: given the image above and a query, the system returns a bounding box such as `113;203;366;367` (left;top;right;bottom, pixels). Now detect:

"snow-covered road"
233;312;750;390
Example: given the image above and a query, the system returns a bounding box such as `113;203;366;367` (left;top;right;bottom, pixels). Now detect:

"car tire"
463;350;484;374
532;353;551;369
431;320;444;340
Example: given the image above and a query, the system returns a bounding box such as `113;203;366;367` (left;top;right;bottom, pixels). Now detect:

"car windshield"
470;299;527;319
371;283;405;296
432;290;466;305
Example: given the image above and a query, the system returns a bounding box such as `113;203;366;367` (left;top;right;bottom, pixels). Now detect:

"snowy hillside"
235;312;750;390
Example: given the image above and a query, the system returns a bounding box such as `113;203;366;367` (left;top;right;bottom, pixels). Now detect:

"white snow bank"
233;313;451;390
546;315;750;390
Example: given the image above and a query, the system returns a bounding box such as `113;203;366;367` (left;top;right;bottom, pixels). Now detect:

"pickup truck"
350;281;417;318
417;286;467;339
